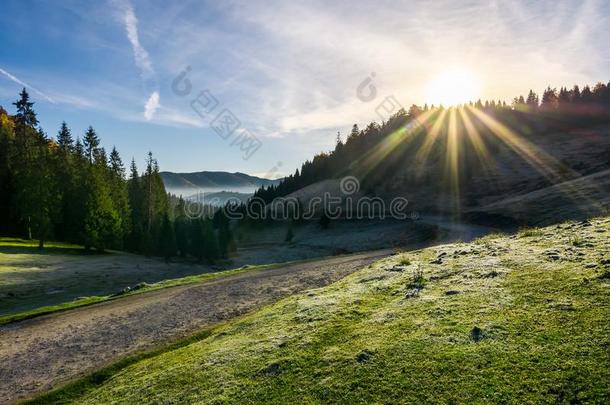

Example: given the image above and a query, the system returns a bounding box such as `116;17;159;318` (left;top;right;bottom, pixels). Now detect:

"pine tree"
541;87;558;110
0;110;15;234
189;219;205;261
581;85;593;104
13;88;38;130
75;137;84;158
109;147;125;178
159;213;177;261
108;147;130;248
216;209;235;259
570;85;581;103
174;197;189;257
127;158;143;251
83;126;99;163
558;87;570;108
202;219;220;262
57;121;74;152
54;122;76;240
11;91;57;246
349;124;359;141
526;90;539;109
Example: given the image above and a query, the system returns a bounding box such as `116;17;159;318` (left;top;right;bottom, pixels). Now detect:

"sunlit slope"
377;122;610;220
42;217;610;403
473;168;610;225
277;117;610;226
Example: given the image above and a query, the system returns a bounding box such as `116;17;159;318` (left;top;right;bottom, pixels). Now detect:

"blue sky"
1;0;609;177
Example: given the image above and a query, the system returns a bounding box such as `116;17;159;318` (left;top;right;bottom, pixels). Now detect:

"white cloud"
143;91;160;120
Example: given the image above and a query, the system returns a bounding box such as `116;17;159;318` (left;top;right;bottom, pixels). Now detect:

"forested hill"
252;81;610;221
0;88;235;262
0;89;171;253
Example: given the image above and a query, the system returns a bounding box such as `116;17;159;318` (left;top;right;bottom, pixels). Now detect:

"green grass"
1;233;337;326
517;227;545;238
28;217;610;403
0;262;280;326
2;236;318;325
0;237;92;255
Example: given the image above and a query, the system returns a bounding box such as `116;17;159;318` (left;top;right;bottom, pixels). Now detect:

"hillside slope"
39;216;610;403
258;114;610;227
386;123;610;221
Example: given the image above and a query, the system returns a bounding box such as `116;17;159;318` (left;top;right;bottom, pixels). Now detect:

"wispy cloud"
116;0;154;79
144;91;159;120
0;67;56;104
112;0;160;120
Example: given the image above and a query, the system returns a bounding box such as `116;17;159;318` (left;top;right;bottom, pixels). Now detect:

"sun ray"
445;108;460;217
458;107;494;174
414;108;448;174
467;105;602;211
356;109;436;180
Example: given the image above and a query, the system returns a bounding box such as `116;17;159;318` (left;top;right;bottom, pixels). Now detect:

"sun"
426;67;481;106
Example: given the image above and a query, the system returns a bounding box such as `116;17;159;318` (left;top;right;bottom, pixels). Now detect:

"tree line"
0;88;234;262
253;80;610;204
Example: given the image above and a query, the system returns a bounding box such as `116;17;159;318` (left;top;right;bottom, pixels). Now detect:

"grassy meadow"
32;216;610;403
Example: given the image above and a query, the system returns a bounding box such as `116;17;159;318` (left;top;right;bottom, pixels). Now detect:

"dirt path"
0;250;390;403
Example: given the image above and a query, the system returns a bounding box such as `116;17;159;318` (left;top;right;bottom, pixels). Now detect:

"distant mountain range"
160;171;282;195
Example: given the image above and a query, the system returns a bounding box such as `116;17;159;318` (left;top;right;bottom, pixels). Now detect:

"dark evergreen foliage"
0;88;227;262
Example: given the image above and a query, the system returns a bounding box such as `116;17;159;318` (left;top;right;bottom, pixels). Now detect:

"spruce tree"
108;147;130;248
526;90;539;109
127;158;143;251
160;213;177;261
202;219;220;262
13;88;38;131
57;121;74;152
12;91;57;246
83;126;99;163
541;87;558;110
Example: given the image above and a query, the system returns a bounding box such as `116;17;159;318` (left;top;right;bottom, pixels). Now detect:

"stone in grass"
445;290;460;295
356;349;374;363
259;361;281;377
482;270;500;278
544;250;561;261
470;326;484;342
430;252;447;264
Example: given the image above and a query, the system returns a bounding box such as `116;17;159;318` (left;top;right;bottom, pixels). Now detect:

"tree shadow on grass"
0;239;107;256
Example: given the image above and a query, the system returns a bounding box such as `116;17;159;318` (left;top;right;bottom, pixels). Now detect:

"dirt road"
0;250;390;403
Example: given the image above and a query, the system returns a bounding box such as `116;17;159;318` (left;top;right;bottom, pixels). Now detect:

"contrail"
112;0;160;120
120;1;154;79
0;67;56;104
